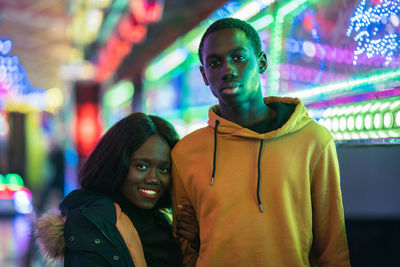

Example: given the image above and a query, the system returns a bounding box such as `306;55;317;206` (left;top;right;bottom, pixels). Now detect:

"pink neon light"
0;186;32;200
286;38;400;68
307;87;400;109
130;0;164;24
280;63;349;85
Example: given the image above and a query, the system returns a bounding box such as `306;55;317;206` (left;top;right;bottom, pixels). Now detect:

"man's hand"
176;205;200;251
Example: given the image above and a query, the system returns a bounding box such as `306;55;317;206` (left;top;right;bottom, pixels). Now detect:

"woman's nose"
144;168;159;183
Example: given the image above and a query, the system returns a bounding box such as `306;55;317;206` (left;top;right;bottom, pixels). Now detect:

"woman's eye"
135;164;148;171
159;167;170;175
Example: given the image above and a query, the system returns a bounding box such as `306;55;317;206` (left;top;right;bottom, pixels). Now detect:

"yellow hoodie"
172;97;350;267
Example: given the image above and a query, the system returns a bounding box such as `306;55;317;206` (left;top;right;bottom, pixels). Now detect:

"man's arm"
310;140;351;267
172;159;199;266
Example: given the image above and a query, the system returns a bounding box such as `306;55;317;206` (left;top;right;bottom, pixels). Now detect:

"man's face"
199;28;267;108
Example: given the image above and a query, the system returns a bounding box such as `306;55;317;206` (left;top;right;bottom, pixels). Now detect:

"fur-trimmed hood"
34;211;66;261
34;189;105;262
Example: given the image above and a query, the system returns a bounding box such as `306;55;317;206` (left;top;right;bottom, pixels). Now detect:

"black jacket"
61;190;134;266
35;189;181;266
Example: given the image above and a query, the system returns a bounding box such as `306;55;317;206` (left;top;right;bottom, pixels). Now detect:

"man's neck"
219;97;274;128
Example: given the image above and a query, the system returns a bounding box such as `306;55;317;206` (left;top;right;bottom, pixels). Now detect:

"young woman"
35;112;197;267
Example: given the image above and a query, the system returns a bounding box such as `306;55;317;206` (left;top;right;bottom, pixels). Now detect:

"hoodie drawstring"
211;119;264;213
257;139;264;213
211;120;220;185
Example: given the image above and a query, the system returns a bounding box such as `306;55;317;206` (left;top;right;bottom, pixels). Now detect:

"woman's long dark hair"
78;112;179;208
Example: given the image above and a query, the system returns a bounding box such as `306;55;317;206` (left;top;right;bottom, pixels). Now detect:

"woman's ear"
258;52;268;74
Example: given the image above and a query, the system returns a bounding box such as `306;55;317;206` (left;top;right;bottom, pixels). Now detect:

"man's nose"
221;60;236;80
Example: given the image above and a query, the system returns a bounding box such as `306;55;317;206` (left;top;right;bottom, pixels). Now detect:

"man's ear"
258;52;268;74
199;66;209;86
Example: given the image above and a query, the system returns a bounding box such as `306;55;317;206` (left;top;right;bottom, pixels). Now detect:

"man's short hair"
198;17;262;64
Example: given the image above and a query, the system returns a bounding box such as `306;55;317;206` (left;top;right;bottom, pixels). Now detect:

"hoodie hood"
208;96;313;139
207;96;313;212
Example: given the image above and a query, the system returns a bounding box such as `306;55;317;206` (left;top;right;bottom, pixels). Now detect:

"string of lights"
346;0;400;66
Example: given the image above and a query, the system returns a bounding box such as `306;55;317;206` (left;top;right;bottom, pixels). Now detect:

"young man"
172;18;350;267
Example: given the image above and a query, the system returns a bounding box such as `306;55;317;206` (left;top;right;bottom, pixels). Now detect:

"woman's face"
122;135;171;210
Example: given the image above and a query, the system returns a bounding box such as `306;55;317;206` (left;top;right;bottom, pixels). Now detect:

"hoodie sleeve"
310;139;351;267
171;156;199;267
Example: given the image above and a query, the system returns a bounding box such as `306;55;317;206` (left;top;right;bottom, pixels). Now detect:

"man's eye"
135;164;148;171
207;61;219;68
233;55;246;61
159;167;170;175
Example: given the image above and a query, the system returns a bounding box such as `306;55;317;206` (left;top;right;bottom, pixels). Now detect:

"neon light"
279;64;348;86
346;0;400;66
145;47;189;81
283;69;400;101
339;117;347;131
314;96;400;140
347;116;355;131
269;0;311;95
251;14;274;31
45;87;64;112
0;40;12;55
308;87;400;109
231;1;266;21
118;17;147;44
0;174;4;190
395;110;400;127
285;37;400;68
374;113;383;129
13;190;33;214
6;173;24;189
104;80;134;108
0;112;8;137
130;0;164;24
384;112;394;128
268;0;400;101
97;0;129;44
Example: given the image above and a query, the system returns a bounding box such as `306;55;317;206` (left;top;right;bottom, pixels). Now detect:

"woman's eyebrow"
132;157;171;164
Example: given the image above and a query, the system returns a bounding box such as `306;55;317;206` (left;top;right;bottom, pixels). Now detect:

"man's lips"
222;87;239;94
221;83;240;94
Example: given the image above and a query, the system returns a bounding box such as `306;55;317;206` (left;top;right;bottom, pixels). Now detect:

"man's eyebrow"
205;54;220;61
205;48;249;61
230;47;248;53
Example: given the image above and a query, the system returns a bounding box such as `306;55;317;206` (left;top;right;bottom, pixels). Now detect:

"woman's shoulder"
63;191;117;231
60;189;112;214
62;194;126;262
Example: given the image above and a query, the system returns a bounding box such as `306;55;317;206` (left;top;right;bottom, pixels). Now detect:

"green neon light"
145;45;189;81
267;0;400;103
104;80;134;108
250;14;274;31
0;174;4;190
145;0;277;84
97;0;129;44
5;173;24;190
313;96;400;140
268;0;310;96
284;69;400;100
